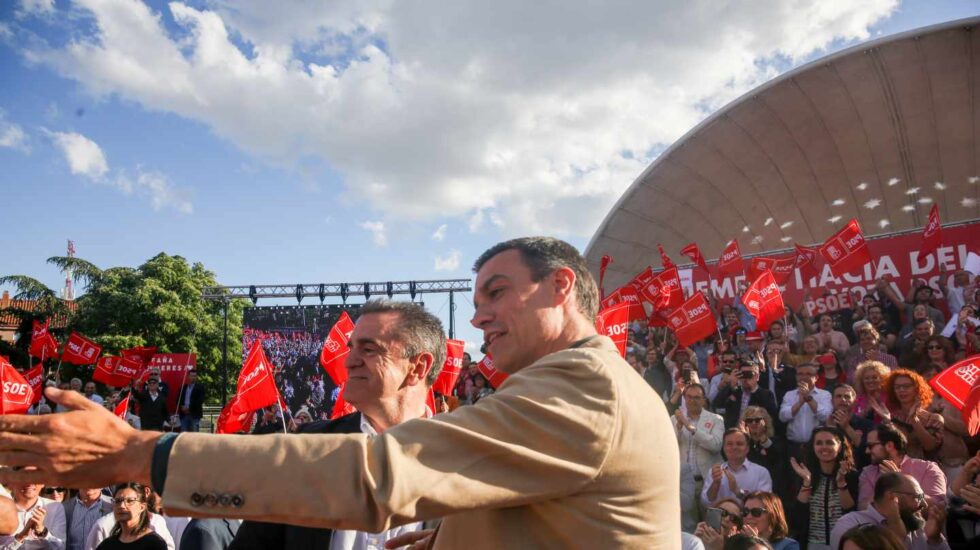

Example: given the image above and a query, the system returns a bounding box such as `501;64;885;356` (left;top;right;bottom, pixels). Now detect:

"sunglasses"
719;509;739;520
744;417;765;424
41;487;65;495
742;507;767;518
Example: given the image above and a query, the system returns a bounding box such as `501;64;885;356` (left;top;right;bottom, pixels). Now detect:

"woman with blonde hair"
851;361;891;425
741;406;787;496
842;324;896;378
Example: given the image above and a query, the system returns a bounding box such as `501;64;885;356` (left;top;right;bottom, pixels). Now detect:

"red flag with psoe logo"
433;339;466;396
919;205;942;260
319;312;355;385
0;359;33;414
599;255;613;299
330;383;358;419
742;271;785;331
216;395;255;434
113;394;131;420
234;341;281;413
596;301;645;357
746;256;795;285
29;320;59;361
658;244;676;270
636;267;684;326
667;293;718;347
929;356;980;410
600;283;643;311
819;219;872;277
121;347;158;365
681;243;709;273
61;332;102;365
24;365;44;405
113;357;145;383
476;354;508;389
794;243;820;282
717;240;744;277
963;377;980;437
93;357;131;387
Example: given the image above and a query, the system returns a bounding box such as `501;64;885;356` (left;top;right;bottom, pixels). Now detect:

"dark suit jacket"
182;518;241;550
712;384;778;429
179;383;206;419
227;413;363;550
135;390;170;431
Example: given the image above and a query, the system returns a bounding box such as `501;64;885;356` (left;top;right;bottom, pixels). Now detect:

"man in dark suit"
712;360;778;429
178;369;206;432
133;378;170;431
181;518;241;550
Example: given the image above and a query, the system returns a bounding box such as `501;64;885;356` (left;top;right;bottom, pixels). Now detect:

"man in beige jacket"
0;237;680;549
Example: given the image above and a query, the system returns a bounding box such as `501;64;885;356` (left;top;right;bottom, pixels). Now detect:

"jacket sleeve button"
231;494;245;508
190;492;204;507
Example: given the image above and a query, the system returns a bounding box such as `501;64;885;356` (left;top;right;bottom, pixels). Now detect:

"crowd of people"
626;268;979;549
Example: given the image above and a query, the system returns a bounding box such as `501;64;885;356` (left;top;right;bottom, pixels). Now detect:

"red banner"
747;255;796;285
681;243;709;273
61;332;102;365
636;266;684;327
29;333;58;362
476;355;508;389
742;271;785;331
433;339;465;396
658;244;676;270
920;205;942;259
717;240;744;277
216;395;255;434
93;357;131;387
668;293;718;347
234;341;281;414
121;347;158;365
794;243;820;282
820;219;872;277
0;360;33;414
596;301;645;357
114;394;130;420
964;379;980;437
330;383;358;419
146;353;197;413
24;365;44;405
113;357;145;383
930;356;980;410
319;311;355;385
600;283;642;310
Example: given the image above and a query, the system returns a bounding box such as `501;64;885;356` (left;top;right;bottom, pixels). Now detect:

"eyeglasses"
41;488;65;495
112;497;142;506
893;384;915;391
744;417;765;424
926;345;943;351
742;507;767;518
894;491;926;503
719;509;738;520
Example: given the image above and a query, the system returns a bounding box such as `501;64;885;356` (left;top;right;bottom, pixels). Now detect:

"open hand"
878;459;900;474
789;457;811;485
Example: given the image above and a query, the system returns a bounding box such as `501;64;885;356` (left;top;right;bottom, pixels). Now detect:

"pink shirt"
857;455;946;509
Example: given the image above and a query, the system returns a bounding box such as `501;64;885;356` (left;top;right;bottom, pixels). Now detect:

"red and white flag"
319;312;355;385
330;383;358;419
112;357;145;383
742;271;785;331
919;205;942;260
476;354;508;389
636;267;684;326
28;320;58;361
658;244;676;270
600;283;643;311
93;357;131;387
596;301;645;357
121;347;158;365
717;240;744;277
599;255;613;299
24;365;45;405
667;293;718;347
929;356;980;410
746;256;795;285
234;341;281;414
819;219;872;277
432;339;466;396
794;243;821;282
113;394;131;420
0;359;34;415
681;243;709;273
216;395;255;434
61;332;102;365
963;376;980;437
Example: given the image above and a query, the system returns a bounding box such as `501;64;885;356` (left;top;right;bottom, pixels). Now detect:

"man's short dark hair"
723;534;773;550
683;384;706;398
473;237;599;321
873;471;906;502
359;300;447;385
914;318;934;329
874;423;908;454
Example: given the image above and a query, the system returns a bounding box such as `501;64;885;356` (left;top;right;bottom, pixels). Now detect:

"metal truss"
202;279;472;304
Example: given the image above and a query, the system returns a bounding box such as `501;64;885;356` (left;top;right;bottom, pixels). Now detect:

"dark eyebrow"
474;274;509;308
349;337;387;352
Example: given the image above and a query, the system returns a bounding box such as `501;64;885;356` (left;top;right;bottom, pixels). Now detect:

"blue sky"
1;0;977;352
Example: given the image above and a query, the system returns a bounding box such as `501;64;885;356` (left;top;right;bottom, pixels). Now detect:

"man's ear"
407;352;435;386
551;266;576;307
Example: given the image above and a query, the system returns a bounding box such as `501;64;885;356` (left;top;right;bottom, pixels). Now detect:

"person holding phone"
694;498;742;550
711;361;777;430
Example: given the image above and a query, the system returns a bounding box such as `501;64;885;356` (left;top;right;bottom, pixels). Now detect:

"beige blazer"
162;336;680;548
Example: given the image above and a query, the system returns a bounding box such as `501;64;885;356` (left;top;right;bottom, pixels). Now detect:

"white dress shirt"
779;387;833;443
700;459;772;505
85;512;174;550
0;496;66;549
675;410;724;481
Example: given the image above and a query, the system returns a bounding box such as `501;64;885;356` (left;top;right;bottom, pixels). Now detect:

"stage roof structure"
586;17;980;290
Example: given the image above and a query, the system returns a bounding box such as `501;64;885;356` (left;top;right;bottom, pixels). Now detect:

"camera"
738;371;754;380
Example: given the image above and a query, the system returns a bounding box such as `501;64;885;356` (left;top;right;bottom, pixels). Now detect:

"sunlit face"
742;497;772;538
723;431;749;462
892;375;917;405
866;430;888;463
112;488;145;524
859;330;877;349
912;304;928;320
740;366;759;392
718;501;742;534
471;249;567;373
796;366;817;389
743;411;767;437
84;382;96;396
868;306;883;323
833;387;855;411
862;370;882;394
344;312;422;406
813;430;842;463
914;321;933;341
645;348;659;365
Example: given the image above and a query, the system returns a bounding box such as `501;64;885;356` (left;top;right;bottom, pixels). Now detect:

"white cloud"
431;224;447;241
49;131;108;180
0;111;29;153
21;0;898;237
132;169;194;214
360;220;387;246
434;249;462;272
17;0;54;17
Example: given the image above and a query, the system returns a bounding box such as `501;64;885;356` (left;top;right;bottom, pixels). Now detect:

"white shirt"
85;512;174;550
700;459;772;506
328;415;428;550
779;387;833;443
0;496;66;549
675;409;724;481
162;516;190;550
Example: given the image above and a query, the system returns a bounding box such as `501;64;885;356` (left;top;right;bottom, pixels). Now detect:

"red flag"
742;271;785;331
596;301;645;357
93;357;131;387
0;359;34;415
794;243;820;282
636;267;684;327
600;283;643;310
29;333;58;362
235;341;281;413
819;219;872;277
963;378;980;437
216;395;255;434
112;357;145;383
929;356;980;410
667;293;718;347
121;347;158;365
717;240;744;277
476;354;508;389
746;256;795;285
919;205;942;260
330;383;358;419
24;365;44;405
599;255;613;299
658;244;676;270
61;332;102;365
681;243;709;273
113;394;130;420
433;339;465;396
319;312;355;385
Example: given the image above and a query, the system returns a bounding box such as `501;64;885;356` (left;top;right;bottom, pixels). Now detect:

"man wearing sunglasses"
830;472;948;550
